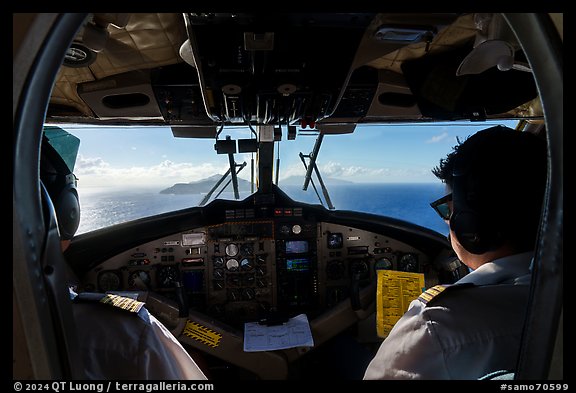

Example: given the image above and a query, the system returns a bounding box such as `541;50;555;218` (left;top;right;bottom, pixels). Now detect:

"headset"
450;125;548;255
40;137;81;240
449;126;507;255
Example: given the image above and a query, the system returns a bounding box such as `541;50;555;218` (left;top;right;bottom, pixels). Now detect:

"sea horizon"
76;182;448;236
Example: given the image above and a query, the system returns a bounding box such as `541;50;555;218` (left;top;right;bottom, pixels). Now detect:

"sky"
60;120;519;190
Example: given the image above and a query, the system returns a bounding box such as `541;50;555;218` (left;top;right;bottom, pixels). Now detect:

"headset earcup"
55;184;80;240
450;147;493;255
450;210;490;255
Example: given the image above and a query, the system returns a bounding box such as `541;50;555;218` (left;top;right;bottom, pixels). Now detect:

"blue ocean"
76;183;449;237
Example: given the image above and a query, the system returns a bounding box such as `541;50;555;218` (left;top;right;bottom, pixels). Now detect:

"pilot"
40;134;208;380
363;125;547;379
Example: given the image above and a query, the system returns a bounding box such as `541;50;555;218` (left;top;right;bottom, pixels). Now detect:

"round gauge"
228;289;241;301
240;258;253;271
255;266;266;277
242;274;255;286
214;257;225;268
375;257;393;271
128;270;151;289
242;288;256;301
213;268;225;279
280;225;290;235
226;258;239;271
208;304;225;316
225;243;239;257
399;253;418;272
227;275;240;287
256;278;267;288
350;261;369;279
258;301;271;314
157;265;179;287
292;224;302;234
327;232;343;249
212;280;224;291
241;243;254;255
98;270;121;292
326;261;345;280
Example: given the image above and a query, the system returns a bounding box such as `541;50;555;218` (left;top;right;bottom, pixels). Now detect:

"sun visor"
456;40;515;75
316;124;356;134
43;126;80;173
401;46;538;120
171;126;217;139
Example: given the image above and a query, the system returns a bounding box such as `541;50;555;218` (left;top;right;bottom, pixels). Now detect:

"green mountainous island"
159;175;352;194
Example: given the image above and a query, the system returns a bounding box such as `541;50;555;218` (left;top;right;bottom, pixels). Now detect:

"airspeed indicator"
98;270;122;292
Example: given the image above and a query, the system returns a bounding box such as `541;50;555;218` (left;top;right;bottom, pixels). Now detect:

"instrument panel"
82;217;432;329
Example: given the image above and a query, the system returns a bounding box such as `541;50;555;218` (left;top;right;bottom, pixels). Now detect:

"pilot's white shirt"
73;300;207;380
363;251;533;380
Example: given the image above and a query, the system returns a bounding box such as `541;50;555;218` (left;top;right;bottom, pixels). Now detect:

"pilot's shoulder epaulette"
74;292;145;314
100;293;145;313
418;283;475;306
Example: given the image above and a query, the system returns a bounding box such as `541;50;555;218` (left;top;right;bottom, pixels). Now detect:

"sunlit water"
76;183;449;237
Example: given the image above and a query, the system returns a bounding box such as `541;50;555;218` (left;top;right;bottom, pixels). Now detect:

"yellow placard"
182;320;222;348
376;270;425;338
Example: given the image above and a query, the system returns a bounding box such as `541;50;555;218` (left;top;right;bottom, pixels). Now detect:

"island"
159;174;253;195
160;174;353;195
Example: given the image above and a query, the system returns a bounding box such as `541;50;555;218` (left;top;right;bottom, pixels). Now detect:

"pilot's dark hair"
432;125;547;253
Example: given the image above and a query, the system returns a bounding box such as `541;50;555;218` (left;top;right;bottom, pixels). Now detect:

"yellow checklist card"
376;270;425;338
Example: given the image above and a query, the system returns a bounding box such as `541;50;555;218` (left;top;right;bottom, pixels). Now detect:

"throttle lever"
173;281;189;318
350;272;362;311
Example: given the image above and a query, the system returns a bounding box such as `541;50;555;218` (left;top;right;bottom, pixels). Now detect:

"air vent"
102;93;150;109
78;70;163;119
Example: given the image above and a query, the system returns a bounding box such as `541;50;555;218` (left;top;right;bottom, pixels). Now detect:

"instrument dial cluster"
208;240;274;310
83;218;431;330
318;223;429;308
85;233;208;304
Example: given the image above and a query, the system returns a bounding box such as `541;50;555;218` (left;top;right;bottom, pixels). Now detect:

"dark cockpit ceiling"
47;12;542;134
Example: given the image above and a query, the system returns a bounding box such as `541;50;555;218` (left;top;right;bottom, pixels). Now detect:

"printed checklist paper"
376;269;425;338
243;313;314;352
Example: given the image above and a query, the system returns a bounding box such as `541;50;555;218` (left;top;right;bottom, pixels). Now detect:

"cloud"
74;155;110;174
74;155;232;189
426;132;449;143
279;160;434;183
74;154;436;189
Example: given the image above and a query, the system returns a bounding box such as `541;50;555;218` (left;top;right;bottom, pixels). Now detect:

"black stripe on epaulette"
74;292;145;314
74;292;106;303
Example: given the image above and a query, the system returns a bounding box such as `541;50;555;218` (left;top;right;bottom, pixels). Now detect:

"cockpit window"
60;120;518;236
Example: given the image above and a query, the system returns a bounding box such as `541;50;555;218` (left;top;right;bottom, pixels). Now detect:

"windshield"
59;120;518;236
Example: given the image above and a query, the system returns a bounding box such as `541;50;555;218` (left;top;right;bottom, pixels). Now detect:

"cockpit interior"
13;12;563;381
65;182;465;378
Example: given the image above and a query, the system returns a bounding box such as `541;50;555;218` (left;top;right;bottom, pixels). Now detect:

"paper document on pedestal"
243;313;314;352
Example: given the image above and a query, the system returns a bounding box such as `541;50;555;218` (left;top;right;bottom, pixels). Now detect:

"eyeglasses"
430;193;452;220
